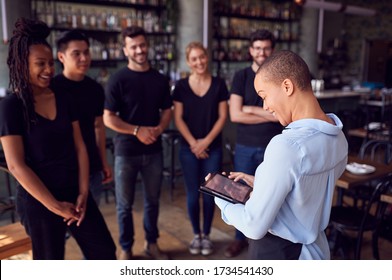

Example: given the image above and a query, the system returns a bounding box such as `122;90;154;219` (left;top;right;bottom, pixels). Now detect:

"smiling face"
123;34;149;67
28;44;55;92
254;70;291;127
58;40;91;80
186;47;208;75
249;40;273;68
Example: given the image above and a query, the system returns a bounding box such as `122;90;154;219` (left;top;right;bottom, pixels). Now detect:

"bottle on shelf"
212;0;301;78
32;0;177;79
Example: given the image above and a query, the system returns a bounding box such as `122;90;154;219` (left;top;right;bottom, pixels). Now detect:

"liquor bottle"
89;9;97;29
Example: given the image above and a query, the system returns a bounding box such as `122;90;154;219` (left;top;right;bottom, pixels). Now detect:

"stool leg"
170;138;175;201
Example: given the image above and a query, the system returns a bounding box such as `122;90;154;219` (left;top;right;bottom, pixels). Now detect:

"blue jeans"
179;145;222;236
89;171;103;207
114;152;163;251
234;144;266;240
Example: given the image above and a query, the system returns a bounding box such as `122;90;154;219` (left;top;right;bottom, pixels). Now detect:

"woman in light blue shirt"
215;50;348;260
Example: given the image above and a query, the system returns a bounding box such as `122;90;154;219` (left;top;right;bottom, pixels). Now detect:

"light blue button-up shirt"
216;114;348;259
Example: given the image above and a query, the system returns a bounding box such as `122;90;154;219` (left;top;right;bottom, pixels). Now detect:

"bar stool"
161;129;181;201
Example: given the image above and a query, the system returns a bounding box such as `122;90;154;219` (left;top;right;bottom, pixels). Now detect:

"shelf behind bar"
48;0;165;10
51;26;175;37
214;12;298;23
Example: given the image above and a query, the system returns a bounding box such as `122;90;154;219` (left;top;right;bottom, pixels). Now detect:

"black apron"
247;233;303;260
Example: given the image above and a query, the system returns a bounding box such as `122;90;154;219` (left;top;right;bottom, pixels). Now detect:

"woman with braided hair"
0;18;116;259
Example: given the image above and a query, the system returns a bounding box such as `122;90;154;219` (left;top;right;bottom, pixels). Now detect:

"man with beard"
224;29;283;258
103;26;172;260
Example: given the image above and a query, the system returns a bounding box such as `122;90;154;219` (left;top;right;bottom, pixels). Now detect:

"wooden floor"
3;178;392;260
64;179;247;260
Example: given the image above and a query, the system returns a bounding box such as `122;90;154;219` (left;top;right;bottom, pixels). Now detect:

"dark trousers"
248;233;302;260
16;186;117;260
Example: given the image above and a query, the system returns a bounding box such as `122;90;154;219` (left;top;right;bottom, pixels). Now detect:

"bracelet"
133;125;140;136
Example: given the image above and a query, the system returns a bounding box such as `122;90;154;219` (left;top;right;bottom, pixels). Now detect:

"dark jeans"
179;145;222;236
233;144;266;241
16;186;116;260
114;152;163;251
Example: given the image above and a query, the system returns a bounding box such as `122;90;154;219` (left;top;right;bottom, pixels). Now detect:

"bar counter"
315;90;365;113
315;90;363;99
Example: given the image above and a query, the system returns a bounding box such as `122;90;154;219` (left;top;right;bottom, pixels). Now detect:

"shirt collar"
284;113;343;136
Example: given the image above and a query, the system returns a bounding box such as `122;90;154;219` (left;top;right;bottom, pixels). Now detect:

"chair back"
356;176;392;258
330;175;392;259
359;139;392;164
360;176;392;227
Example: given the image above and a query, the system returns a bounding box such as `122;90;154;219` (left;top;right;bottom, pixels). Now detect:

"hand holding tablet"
200;173;252;204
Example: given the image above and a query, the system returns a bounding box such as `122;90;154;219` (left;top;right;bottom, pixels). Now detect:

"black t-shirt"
231;66;283;147
0;92;79;198
172;76;229;149
105;67;173;156
51;74;104;173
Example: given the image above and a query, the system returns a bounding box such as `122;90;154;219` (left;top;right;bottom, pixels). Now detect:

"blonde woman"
172;42;229;255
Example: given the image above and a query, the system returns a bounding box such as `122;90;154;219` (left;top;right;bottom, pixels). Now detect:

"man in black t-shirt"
104;26;172;260
52;30;113;207
225;29;283;258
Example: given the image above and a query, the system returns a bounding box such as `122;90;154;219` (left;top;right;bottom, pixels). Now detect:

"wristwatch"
133;126;140;136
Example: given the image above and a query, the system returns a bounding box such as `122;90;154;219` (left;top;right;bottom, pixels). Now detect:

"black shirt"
51;74;104;174
104;67;173;156
231;66;283;147
172;76;229;149
0;92;79;198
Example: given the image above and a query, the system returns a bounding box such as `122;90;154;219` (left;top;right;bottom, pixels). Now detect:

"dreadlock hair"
7;17;51;130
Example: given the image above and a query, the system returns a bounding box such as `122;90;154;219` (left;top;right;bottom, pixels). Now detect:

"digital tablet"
199;173;252;204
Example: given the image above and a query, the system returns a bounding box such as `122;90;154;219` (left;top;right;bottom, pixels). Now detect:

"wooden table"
381;193;392;204
335;156;392;205
0;223;31;259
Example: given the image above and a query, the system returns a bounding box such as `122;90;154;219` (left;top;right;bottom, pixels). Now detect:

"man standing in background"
225;29;283;258
52;30;113;207
104;26;172;260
